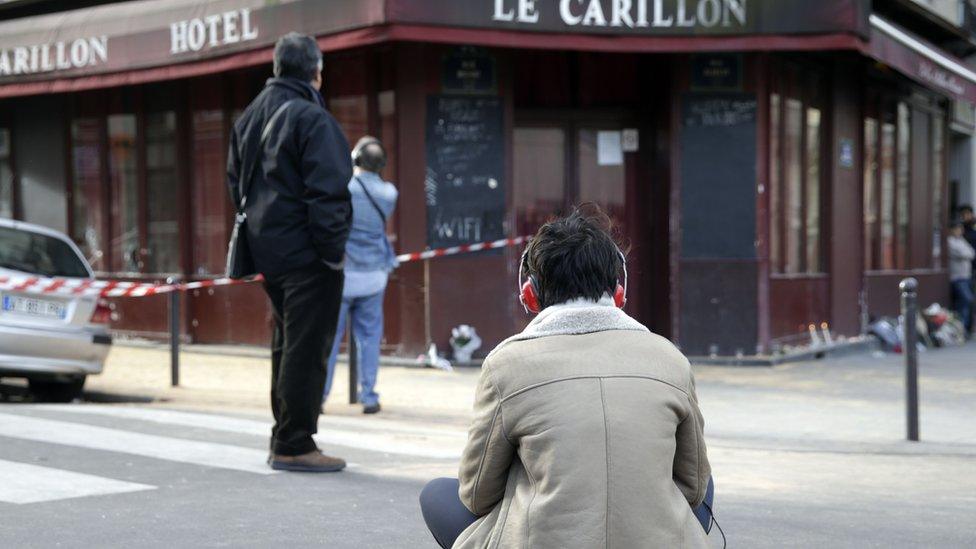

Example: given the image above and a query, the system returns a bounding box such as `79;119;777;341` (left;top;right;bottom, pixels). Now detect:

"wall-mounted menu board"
680;93;757;259
425;95;505;249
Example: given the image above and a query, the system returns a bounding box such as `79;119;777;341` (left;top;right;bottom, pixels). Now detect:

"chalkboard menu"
425;95;505;249
680;93;757;259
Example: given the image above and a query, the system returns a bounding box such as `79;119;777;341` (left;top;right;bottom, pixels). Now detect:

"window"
784;98;803;274
70;118;106;269
863;93;946;272
378;90;398;185
0;128;12;219
880;121;896;269
577;128;626;223
768;64;825;275
863;118;878;271
145;112;180;274
329;95;368;146
931;115;944;267
108;114;139;272
513;127;565;237
0;225;89;278
191;109;228;275
805;108;822;272
769;94;781;270
896;103;910;268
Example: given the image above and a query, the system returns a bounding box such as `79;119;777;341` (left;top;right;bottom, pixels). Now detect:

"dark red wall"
829;59;865;336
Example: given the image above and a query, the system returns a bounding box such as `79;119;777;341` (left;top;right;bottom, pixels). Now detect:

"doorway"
512;113;661;332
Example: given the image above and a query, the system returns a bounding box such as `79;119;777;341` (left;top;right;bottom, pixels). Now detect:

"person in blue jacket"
324;136;398;414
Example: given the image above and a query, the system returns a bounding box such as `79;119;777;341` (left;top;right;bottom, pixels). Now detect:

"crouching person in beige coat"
419;209;714;548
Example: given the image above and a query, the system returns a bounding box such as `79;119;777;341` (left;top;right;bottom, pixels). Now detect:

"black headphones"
351;136;387;171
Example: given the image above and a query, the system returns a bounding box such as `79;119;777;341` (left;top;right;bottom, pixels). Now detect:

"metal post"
167;278;180;387
899;277;919;442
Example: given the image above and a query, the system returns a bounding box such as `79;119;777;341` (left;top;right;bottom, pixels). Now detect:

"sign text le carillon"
492;0;747;29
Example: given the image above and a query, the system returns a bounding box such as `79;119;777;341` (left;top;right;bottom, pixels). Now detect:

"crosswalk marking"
0;412;276;475
30;405;465;459
0;459;154;504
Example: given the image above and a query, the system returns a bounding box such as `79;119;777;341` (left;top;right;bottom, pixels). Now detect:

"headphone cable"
703;502;726;549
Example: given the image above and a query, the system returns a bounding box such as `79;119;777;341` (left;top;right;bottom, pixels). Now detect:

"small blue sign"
839;138;855;169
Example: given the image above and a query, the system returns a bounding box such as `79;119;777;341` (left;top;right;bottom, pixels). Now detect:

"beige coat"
455;300;711;549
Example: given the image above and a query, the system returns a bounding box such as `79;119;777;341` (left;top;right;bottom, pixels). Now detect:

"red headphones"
517;245;628;314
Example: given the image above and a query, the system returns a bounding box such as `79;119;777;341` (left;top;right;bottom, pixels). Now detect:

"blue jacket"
345;171;398;272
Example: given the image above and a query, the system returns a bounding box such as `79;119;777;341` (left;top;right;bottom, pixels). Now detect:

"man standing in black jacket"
227;33;352;472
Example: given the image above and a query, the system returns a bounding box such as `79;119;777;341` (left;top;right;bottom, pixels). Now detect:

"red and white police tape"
0;235;531;299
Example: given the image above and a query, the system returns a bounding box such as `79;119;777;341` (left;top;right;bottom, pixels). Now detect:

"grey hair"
273;32;322;82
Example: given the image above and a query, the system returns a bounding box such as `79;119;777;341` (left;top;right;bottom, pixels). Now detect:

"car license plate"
1;294;67;320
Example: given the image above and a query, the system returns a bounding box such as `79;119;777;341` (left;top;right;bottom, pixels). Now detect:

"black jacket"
227;77;352;279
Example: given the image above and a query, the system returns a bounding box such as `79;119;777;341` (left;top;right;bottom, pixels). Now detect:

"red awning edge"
0;24;870;100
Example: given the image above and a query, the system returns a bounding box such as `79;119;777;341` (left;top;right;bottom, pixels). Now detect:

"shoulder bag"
225;99;295;279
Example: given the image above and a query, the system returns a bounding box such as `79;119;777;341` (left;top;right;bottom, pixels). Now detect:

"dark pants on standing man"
264;263;343;456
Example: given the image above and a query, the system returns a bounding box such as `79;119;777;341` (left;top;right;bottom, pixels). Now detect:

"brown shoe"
270;450;346;472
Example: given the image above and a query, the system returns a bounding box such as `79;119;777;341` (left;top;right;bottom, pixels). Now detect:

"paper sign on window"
597;131;623;166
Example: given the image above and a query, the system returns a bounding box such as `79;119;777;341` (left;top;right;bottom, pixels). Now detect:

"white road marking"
29;405;466;459
0;459;154;504
0;412;276;475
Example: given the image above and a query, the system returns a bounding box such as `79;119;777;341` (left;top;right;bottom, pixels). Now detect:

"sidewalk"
86;343;479;428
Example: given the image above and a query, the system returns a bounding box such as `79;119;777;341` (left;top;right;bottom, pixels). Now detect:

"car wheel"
29;377;86;403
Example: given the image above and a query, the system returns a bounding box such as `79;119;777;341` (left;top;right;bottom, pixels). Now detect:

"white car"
0;218;112;401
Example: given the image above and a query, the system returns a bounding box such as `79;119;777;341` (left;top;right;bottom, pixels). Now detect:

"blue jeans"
324;291;384;406
952;279;974;333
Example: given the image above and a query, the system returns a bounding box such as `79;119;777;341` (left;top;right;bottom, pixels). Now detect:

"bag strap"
355;176;387;224
236;99;296;213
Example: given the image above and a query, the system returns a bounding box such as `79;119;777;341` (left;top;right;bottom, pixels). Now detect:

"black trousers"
264;263;343;456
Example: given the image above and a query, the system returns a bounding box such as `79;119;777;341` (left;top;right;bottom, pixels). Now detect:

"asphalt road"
0;342;974;548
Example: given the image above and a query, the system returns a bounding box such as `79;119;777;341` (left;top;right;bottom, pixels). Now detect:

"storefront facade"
1;0;971;357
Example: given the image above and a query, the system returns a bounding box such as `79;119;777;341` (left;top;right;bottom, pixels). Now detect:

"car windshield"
0;226;90;278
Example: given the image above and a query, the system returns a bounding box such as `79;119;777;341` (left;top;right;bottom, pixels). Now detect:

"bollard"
348;330;358;405
899;277;919;442
167;278;180;387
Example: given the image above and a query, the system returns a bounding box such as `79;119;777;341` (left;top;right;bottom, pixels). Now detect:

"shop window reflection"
0;128;12;219
578;128;625;226
805;107;821;273
895;103;910;269
880;121;896;270
784;98;803;274
932;115;944;267
107;114;139;273
145;112;179;274
863;118;879;271
329;95;368;147
514;127;565;236
70;118;105;269
192;109;227;275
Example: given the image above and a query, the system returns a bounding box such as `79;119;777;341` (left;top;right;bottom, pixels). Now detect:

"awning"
864;14;976;103
0;0;873;98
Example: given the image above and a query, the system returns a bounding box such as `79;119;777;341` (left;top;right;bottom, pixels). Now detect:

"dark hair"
524;205;623;308
273;32;322;82
352;136;387;173
949;218;965;229
959;204;974;214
